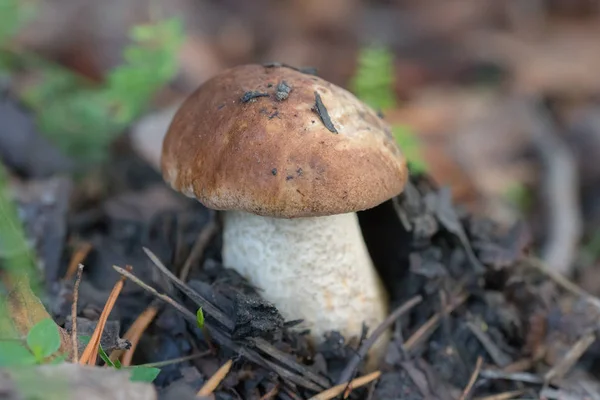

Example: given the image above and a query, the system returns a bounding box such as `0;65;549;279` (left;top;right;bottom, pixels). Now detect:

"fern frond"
16;17;184;163
349;46;397;111
350;45;428;174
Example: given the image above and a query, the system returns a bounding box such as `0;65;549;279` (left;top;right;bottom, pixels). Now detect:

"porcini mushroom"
161;64;408;363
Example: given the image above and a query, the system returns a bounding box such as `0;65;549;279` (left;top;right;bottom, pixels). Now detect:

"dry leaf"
1;273;72;359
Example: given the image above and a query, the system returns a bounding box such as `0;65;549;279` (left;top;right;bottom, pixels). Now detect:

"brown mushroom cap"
161;64;408;218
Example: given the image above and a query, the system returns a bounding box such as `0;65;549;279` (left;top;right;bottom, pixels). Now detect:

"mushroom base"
222;210;390;366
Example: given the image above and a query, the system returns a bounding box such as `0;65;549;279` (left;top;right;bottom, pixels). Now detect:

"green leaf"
502;182;532;212
0;341;37;366
127;366;161;383
48;353;68;364
26;318;61;360
196;308;205;329
97;344;115;368
79;335;120;369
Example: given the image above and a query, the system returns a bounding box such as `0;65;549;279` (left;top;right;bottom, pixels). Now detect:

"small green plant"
97;344;161;383
502;182;532;212
350;45;428;175
80;335;161;383
0;163;37;284
0;161;43;339
393;125;428;174
196;307;204;329
349;46;397;111
1;9;184;164
127;364;162;383
0;0;37;45
0;318;65;366
20;17;184;163
580;231;600;266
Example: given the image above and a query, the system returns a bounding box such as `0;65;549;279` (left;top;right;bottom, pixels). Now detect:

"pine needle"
111;302;158;366
64;242;92;281
459;356;483;400
308;371;382;400
78;266;128;365
197;359;234;397
405;293;468;350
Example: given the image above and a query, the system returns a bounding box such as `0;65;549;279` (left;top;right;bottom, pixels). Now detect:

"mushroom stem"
222;210;389;362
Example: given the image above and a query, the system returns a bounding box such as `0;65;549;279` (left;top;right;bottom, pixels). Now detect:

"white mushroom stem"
221;210;390;362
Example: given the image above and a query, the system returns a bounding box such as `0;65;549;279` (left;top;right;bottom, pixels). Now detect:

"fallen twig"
544;332;596;383
63;242;92;281
405;293;468;351
400;359;456;400
257;354;324;392
111;300;160;366
336;295;423;385
280;385;304;400
539;387;581;400
179;217;218;281
517;98;582;275
112;265;197;322
138;351;211;368
474;389;527;400
71;264;84;362
113;265;327;392
479;369;543;384
459;356;483;400
251;337;331;388
502;358;535;373
259;384;280;400
523;256;600;310
79;267;128;365
466;321;511;367
197;359;234;397
365;378;378;400
143;247;235;330
308;371;382;400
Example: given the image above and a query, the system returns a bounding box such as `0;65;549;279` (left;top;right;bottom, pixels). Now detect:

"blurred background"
2;0;600;286
4;1;600;397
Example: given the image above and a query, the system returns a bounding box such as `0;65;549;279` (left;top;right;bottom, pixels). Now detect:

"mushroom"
160;64;408;364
